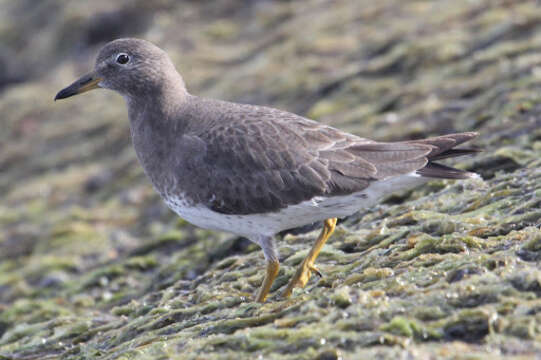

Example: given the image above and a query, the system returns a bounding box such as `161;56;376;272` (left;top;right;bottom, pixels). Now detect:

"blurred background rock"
1;1;541;359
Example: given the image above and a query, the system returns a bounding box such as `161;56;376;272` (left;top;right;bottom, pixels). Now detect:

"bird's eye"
116;53;130;65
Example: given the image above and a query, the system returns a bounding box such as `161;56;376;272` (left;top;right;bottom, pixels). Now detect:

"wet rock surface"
1;0;541;359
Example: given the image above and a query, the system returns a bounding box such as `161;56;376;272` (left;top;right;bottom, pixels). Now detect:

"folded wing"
176;100;478;215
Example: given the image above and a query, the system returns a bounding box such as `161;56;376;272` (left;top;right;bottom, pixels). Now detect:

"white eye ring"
115;53;130;65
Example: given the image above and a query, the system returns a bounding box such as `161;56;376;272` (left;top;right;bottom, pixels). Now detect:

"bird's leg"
253;235;279;303
255;259;280;303
283;217;337;298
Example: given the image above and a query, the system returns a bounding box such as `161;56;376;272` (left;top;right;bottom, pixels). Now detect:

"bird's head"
55;38;185;101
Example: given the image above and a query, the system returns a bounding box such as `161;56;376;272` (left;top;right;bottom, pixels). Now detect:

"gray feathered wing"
176;102;478;215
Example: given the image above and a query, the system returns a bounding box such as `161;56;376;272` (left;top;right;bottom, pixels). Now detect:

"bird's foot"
309;264;323;278
283;260;322;297
282;218;336;298
254;259;280;303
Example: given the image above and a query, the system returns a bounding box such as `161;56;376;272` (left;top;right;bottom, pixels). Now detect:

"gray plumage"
55;38;482;302
56;38;479;217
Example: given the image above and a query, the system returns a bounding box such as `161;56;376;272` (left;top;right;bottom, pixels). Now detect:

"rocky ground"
1;0;541;359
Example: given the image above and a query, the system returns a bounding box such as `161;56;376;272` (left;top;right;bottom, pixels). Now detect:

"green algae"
380;316;441;340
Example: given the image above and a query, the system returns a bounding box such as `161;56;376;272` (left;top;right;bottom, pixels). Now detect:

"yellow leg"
255;259;280;303
283;218;337;298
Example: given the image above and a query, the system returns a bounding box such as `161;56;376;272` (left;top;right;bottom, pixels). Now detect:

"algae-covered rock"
2;0;541;359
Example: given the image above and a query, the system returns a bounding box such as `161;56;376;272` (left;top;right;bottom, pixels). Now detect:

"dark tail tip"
417;162;479;180
429;148;482;161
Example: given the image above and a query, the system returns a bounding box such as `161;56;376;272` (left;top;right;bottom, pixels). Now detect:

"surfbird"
55;38;480;302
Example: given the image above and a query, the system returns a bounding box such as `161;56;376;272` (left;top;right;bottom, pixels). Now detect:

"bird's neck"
126;77;189;127
125;79;190;197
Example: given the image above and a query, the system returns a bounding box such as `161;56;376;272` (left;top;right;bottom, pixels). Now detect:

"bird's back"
130;96;475;218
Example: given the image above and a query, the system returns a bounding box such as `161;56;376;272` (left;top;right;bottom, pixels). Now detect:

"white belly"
163;173;427;239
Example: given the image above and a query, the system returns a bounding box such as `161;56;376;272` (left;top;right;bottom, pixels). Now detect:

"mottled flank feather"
157;98;479;215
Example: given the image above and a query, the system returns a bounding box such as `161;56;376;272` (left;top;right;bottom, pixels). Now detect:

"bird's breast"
129;115;180;197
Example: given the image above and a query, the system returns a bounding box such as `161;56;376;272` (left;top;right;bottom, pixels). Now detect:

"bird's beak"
54;71;103;101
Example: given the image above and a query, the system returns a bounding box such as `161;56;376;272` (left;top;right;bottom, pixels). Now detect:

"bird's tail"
405;132;481;179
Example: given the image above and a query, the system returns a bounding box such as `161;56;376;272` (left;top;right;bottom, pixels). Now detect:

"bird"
55;38;480;302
